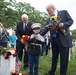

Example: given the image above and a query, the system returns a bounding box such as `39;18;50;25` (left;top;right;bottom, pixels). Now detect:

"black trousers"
16;40;28;67
49;35;69;75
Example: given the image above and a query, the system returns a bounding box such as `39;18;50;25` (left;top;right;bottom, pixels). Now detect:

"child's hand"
30;34;35;39
20;39;25;44
36;34;45;42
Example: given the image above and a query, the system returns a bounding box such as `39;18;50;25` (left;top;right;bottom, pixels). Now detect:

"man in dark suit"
16;14;33;70
46;4;74;75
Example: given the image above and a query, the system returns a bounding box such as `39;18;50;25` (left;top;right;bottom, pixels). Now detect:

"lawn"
20;46;76;75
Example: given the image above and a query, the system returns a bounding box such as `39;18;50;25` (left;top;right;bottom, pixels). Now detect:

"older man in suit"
16;14;33;70
46;4;74;75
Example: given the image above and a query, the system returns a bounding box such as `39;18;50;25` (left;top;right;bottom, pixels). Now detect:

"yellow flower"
50;16;57;21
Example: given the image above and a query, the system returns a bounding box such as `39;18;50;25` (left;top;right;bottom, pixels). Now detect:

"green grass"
20;47;76;75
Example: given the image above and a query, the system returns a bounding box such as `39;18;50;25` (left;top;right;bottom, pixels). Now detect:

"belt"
30;43;41;47
56;30;58;33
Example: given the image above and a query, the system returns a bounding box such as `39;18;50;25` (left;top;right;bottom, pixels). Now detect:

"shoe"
48;71;51;75
48;71;55;75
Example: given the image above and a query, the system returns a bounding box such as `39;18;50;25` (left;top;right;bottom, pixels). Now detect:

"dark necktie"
23;23;26;31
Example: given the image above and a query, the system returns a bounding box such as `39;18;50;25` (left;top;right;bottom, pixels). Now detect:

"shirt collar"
54;10;58;16
23;22;27;26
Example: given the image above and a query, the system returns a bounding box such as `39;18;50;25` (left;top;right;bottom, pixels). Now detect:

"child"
28;23;45;75
9;30;17;48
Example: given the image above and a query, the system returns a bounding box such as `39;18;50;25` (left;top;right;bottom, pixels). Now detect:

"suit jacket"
46;10;74;47
16;21;33;41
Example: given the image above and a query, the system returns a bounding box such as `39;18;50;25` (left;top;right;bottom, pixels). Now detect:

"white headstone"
0;55;16;75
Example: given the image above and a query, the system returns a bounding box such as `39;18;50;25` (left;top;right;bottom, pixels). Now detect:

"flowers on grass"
11;73;28;75
0;46;17;59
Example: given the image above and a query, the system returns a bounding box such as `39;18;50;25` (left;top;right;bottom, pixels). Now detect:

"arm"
36;34;45;42
59;10;74;29
30;34;35;39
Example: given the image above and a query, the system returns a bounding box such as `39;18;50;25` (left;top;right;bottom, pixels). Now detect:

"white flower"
19;73;22;75
9;50;15;54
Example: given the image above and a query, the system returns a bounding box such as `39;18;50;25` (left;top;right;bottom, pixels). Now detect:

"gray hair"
46;4;56;10
21;14;28;19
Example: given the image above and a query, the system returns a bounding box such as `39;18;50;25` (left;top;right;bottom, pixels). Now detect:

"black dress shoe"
48;71;55;75
48;72;51;75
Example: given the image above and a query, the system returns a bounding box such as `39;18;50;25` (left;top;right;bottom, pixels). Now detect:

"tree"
9;1;48;27
70;29;76;40
0;0;48;28
0;1;10;26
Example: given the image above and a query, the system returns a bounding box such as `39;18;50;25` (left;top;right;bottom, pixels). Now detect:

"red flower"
57;16;60;20
6;52;11;56
4;52;11;59
12;73;28;75
13;53;18;57
22;35;29;41
5;55;9;59
12;73;18;75
23;74;28;75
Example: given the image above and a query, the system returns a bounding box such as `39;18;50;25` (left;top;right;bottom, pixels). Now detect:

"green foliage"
70;29;76;40
10;1;48;27
0;46;7;55
0;0;48;28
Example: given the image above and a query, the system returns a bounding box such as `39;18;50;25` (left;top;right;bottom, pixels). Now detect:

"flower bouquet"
22;35;29;41
40;16;67;36
49;16;67;36
22;35;29;50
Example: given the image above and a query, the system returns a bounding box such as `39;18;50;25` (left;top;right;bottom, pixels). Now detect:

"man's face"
47;7;55;16
22;17;28;23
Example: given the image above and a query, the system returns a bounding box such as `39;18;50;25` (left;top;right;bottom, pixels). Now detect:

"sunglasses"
33;27;40;30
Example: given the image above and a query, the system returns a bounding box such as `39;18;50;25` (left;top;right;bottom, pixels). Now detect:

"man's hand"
20;39;25;44
59;23;64;28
